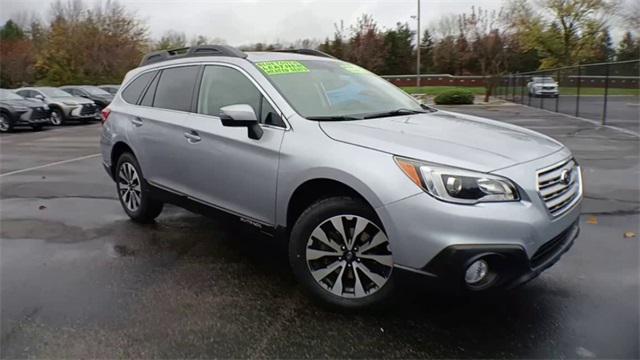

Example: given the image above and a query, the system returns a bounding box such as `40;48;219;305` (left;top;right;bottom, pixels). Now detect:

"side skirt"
146;183;284;239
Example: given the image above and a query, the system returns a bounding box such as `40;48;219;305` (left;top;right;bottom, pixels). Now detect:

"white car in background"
527;77;559;98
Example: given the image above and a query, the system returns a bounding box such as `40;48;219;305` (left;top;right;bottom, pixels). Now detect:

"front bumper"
64;104;100;119
377;150;581;291
532;89;559;96
16;107;51;125
420;221;579;291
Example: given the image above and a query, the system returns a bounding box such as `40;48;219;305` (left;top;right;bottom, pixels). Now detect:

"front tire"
0;112;13;133
289;196;395;309
115;152;163;223
50;109;64;126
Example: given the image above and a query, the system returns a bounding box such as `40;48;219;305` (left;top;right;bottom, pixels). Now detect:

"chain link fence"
495;60;640;131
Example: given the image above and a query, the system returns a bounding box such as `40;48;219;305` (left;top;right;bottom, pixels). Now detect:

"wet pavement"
515;95;640;134
1;107;638;359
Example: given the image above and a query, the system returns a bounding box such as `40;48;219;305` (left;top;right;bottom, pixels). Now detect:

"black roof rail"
274;49;335;58
139;45;248;67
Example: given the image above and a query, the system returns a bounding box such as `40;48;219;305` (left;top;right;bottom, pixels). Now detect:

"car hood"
0;98;43;108
319;110;564;172
52;96;95;105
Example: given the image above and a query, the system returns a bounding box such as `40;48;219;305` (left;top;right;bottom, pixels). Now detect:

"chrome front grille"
537;158;581;216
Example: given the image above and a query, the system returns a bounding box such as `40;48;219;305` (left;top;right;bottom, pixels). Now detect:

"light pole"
416;0;421;88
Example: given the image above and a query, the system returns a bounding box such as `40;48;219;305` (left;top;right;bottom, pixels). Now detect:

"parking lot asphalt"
513;95;639;134
1;106;639;359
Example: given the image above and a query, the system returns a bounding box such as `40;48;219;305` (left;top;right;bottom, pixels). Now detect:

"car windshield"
40;88;73;97
0;89;24;100
255;60;424;120
533;77;555;83
84;87;111;96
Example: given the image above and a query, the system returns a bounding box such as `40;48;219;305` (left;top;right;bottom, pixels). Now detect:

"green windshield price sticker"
257;61;310;75
341;63;368;74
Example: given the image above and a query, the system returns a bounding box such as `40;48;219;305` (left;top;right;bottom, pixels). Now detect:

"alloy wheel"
305;215;393;298
51;111;62;125
0;114;9;132
117;162;142;212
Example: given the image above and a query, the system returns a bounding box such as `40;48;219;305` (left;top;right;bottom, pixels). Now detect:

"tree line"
1;0;638;88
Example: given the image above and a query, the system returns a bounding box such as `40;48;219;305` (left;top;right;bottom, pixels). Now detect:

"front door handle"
183;130;201;143
131;117;143;127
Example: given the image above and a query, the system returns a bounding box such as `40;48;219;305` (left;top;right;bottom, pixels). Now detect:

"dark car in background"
0;89;51;133
15;87;100;126
60;85;114;109
98;85;120;96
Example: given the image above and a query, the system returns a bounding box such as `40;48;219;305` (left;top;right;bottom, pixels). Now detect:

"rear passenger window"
153;66;200;112
122;71;156;104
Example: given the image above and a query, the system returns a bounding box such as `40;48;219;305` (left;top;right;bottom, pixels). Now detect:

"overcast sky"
1;0;507;45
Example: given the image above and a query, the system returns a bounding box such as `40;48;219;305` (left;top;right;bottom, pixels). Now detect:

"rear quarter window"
121;71;157;104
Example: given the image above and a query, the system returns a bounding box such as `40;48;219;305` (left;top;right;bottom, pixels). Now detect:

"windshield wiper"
361;108;427;119
306;115;363;121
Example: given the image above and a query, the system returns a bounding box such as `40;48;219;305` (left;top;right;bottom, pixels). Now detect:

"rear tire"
289;196;395;310
115;152;163;223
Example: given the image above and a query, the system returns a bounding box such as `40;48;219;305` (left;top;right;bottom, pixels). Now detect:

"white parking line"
0;153;101;177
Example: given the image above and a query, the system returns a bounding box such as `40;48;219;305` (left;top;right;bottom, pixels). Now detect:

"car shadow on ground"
94;208;565;357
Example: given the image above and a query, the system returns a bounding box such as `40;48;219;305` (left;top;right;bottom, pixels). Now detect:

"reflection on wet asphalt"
1;112;638;358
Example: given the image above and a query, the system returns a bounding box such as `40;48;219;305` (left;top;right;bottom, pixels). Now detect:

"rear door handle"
183;130;201;143
131;117;143;127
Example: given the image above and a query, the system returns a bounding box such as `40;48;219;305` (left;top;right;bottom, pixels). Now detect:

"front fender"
270;116;423;229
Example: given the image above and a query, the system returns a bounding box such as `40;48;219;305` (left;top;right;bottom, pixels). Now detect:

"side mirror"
219;104;263;140
34;94;45;101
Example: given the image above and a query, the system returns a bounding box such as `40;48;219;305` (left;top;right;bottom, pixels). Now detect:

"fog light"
465;259;489;285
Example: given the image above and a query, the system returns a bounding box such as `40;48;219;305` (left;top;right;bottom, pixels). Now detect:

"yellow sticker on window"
341;63;368;74
256;61;310;75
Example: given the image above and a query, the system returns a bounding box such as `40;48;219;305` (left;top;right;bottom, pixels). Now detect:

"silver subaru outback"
100;45;582;309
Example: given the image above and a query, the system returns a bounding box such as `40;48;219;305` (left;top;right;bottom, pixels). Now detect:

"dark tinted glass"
140;72;159;107
260;98;284;127
122;71;156;104
197;66;260;118
15;90;30;97
154;66;199;111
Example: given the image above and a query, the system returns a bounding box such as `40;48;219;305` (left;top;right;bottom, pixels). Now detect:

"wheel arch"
285;177;381;231
0;107;13;117
47;103;63;112
110;141;136;178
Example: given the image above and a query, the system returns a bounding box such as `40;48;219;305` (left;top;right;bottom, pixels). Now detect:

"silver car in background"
15;87;100;126
527;76;560;97
100;46;582;309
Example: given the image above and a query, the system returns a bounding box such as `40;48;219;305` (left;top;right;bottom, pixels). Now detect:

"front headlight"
13;106;29;111
395;157;519;204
